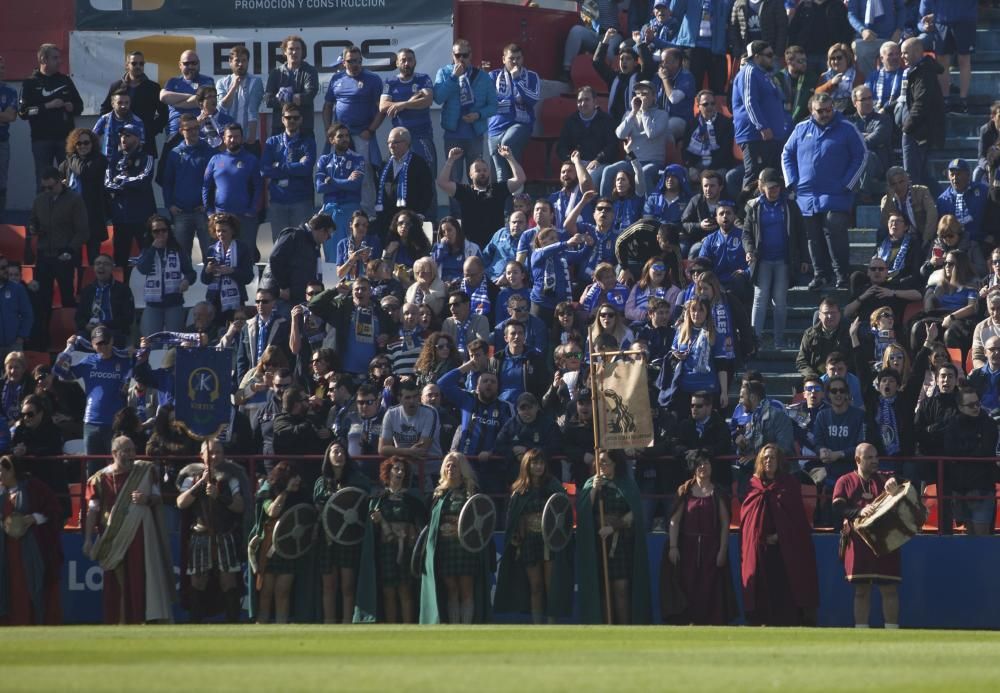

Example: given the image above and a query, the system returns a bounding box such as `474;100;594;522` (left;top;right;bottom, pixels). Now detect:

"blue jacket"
919;0;978;24
438;367;513;455
669;0;731;54
937;182;989;243
733;61;786;144
0;280;33;347
104;149;156;224
481;226;522;283
162;139;215;212
260;132;317;205
529;241;586;309
433;65;497;136
781;112;866;214
658;67;696;126
315;149;365;205
847;0;904;38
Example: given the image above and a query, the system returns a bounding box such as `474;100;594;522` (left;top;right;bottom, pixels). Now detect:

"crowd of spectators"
0;0;998;626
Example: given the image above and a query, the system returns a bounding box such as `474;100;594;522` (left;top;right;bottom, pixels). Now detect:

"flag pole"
589;348;613;625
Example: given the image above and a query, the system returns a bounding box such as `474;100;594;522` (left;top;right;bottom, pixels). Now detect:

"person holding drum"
661;449;735;625
419;452;494;624
314;440;372;624
832;443;903;629
494;449;573;624
576;450;651;625
363;456;427;624
250;461;309;624
740;444;819;626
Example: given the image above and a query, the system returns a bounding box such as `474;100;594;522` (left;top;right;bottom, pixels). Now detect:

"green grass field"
2;625;1000;691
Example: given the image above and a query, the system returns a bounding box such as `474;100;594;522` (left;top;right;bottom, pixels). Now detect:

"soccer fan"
100;50;167;158
264;35;320;139
159;50;215;137
379;378;442;462
487;43;540;184
267;213;332;305
371;127;434;237
441;291;490;359
134;215;195;334
310;277;394;378
796;298;853;379
436;145;525;248
315;122;365;253
202;124;262;250
235;287;291;384
941;386;999;537
75;254;134;347
201;212;256;323
192;85;233;150
104;123;156;270
733;41;785;194
92;90;145;159
260;104;317;238
162;114;215;259
556;87;618;185
216;45;264;155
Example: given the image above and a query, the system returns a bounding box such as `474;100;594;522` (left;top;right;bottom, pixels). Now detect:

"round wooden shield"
175;463;206;493
410;525;429;578
542;492;573;552
458;493;496;553
271;503;319;559
321;486;370;546
615;218;659;273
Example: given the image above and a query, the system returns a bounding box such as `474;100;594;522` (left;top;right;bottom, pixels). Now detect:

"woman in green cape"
419;452;493;624
358;456;427;623
313;440;373;624
250;461;310;623
575;450;651;624
494;449;573;622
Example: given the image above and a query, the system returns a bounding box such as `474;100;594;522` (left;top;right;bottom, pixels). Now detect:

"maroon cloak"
740;473;819;624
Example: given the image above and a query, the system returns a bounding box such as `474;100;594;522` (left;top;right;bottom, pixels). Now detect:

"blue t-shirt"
382;73;434;137
325;70;384;132
0;83;16;142
70;354;133;426
163;74;216;135
699;227;749;282
203;149;262;216
758;198;788;262
342;307;382;374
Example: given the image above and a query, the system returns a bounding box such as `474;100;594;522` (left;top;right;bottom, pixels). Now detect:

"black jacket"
671;410;735;491
853;345;928;457
742;194;808;285
902;56;945;148
557;108;619;165
943;412;999;491
796;322;852;379
371;154;434;237
682;113;735;171
592;42;655;123
75;280;136;344
100;76;169;157
18;70;83;141
265;225;323;304
59;153;109;243
788;0;855;58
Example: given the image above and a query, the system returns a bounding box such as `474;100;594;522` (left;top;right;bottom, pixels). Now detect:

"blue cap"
119;123;141;138
717;199;737;209
947;158;970;172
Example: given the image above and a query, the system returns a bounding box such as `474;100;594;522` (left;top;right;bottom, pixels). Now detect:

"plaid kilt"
317;536;362;574
519;531;546;566
187;531;242;575
436;535;479;576
378;538;415;586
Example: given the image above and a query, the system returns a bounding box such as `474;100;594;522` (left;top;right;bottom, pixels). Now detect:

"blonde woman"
670;297;728;413
419;452;492;624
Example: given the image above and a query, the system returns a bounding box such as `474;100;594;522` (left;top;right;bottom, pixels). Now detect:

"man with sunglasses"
105;123;156;272
843;241;922;327
787;374;829;478
253;367;294;460
941;386;999;536
334;383;386;476
309;276;394;377
733;41;786;195
159;50;215;137
74;253;135;348
433;38;497;205
937;158;989;246
264;35;320;140
812;375;869;523
235;287;290;383
442;291;490;359
100;51;168;159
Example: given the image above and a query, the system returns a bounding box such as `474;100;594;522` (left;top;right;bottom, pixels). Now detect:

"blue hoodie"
643;163;691;223
781;111;866;214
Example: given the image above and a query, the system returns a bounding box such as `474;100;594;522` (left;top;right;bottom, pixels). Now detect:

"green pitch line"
2;626;1000;692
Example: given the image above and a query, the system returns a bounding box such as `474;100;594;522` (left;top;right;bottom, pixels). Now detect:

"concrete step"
856;205;880;229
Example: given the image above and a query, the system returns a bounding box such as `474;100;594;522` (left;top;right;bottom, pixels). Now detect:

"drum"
854;481;926;557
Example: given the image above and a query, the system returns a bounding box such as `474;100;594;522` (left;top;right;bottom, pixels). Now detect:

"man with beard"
216;45;264;156
203;124;262;250
92;90;145;160
264;35;320;140
159;50;215;137
162;114;215;259
101;50;168;158
380;48;437;221
323;45;385;214
315;123;366;253
104;124;156;273
261;104;317;239
437;145;524;248
550;151;597;229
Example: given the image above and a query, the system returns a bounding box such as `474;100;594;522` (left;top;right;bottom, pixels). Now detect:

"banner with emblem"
174;347;233;440
594;357;654;450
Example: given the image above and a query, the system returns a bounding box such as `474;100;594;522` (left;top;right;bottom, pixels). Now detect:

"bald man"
159;50;216;136
371;126;433;236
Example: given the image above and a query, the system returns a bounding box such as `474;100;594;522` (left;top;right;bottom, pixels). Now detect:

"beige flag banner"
596;358;654;450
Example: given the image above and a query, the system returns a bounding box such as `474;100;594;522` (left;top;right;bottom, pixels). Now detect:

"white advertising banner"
69;24;453;114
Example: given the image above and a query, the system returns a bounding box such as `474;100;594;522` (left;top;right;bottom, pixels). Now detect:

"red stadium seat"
965;350;974;375
732;140;744;162
901;300;923;328
0;225;28;263
48;308;77;351
570;54;607;95
801;483;817;528
521;139;560;186
922;483;939;531
946;347;963;371
664;139;682;166
65;483;81;530
540;96;578;140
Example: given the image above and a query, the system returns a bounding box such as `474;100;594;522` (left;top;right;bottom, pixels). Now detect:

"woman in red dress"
0;455;63;625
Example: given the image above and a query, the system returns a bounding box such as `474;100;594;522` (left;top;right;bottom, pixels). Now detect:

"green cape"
354;487;427;623
493;478;574;618
418;489;494;624
574;474;651;624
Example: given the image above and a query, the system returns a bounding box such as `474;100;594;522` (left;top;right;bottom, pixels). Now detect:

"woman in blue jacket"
528;227;589;323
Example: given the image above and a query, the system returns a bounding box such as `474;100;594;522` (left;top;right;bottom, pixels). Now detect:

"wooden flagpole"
589;347;613;625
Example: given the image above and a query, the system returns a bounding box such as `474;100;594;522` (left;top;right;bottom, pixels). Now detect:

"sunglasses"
182;60;199;66
510;306;528;313
992;259;1000;265
828;388;848;395
435;342;451;349
804;385;823;393
565;352;582;359
453;52;470;59
256;299;272;304
877;313;893;320
944;261;956;267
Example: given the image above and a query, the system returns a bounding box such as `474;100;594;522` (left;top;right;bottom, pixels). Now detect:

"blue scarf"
876;396;900;456
458;68;477;108
376;151;411;212
256;315;272;362
93;283;112;323
462;278;491;316
687;327;711;374
1;380;21;422
877;233;912;276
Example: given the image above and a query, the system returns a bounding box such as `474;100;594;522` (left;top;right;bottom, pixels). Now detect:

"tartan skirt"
187;531;242;575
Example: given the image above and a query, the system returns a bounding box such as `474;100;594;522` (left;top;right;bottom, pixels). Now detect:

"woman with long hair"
494;449;573;623
0;351;32;424
384;209;431;269
495;260;531;325
135;214;196;334
610;167;644;232
430;216;481;284
669;297;729;412
911;248;981;360
739;444;819;626
694;270;754;362
661;449;734;625
313;440;372;624
335;210;383;281
529;226;589;324
816;42;865;114
419;452;492;624
921;214;986;281
364;456;427;623
0;455;63;625
625;257;680;323
575;450;650;624
251;461;308;623
587;303;635;356
414;331;460;388
60;128;109;268
200;212;256;324
579;262;628;317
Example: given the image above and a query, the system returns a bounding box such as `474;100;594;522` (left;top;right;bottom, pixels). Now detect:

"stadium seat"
664;139;682;166
539;95;578;140
48;308;77;350
965;350;974;375
901;300;923;328
570;54;607;95
521;138;560;186
65;482;81;530
0;224;27;262
922;483;939;531
946;347;963;371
